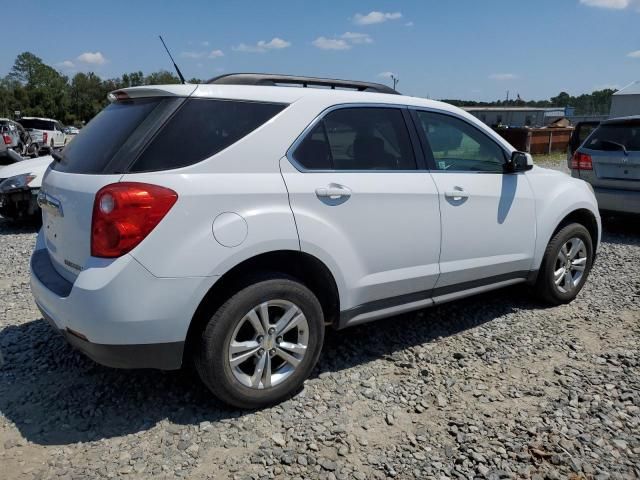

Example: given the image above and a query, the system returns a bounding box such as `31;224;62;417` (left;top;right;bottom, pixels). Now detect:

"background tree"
0;51;620;125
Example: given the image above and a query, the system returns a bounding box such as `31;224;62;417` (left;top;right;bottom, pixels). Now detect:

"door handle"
444;189;469;199
315;186;352;198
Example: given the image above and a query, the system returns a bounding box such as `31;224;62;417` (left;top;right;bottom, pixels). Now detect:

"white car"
17;117;66;151
30;74;600;408
0;156;52;220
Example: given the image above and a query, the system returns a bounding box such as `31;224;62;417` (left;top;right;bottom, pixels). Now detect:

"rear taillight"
43;132;48;144
571;152;592;170
2;134;11;144
91;182;178;258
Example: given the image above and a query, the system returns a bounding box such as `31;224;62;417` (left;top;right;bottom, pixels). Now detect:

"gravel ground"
1;211;639;479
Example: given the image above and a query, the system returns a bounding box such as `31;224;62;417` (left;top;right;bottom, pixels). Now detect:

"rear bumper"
40;309;184;369
30;235;212;370
594;187;640;215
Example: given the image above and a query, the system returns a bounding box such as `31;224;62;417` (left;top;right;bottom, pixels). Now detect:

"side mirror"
506;151;533;173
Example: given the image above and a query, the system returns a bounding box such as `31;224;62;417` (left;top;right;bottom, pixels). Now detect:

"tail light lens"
91;182;178;258
2;134;11;144
43;132;48;144
571;152;593;170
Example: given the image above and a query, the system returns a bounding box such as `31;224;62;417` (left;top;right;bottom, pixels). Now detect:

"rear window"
130;98;286;172
585;123;640;152
53;97;170;174
18;119;55;131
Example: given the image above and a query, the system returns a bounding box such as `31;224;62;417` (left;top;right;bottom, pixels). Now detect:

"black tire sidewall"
540;223;593;304
196;277;325;409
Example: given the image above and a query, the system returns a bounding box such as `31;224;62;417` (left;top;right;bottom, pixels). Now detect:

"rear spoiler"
108;84;197;101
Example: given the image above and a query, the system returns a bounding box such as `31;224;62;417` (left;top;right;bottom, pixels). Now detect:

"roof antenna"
158;35;186;84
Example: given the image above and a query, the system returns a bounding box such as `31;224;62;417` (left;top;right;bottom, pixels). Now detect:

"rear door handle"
315;186;352;198
444;189;469;199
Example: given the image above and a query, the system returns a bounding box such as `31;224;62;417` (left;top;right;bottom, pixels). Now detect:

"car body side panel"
431;171;537;288
526;166;601;269
280;158;442;312
120;168;300;278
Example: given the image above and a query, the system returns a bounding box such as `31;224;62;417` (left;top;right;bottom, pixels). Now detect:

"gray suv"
570;116;640;215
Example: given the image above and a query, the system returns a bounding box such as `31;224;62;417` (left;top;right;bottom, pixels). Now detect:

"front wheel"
195;276;325;409
535;223;594;305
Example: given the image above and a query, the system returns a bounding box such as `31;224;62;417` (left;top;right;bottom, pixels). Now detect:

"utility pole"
506;90;510;103
390;74;399;90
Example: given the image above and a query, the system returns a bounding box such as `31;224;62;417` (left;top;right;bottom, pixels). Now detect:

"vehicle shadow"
0;285;535;446
0;217;41;235
601;214;640;246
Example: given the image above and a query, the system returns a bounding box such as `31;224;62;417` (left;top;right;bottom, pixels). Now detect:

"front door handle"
315;186;352;199
444;189;469;200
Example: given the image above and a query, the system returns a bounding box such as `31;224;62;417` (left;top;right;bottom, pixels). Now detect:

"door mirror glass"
508;151;534;172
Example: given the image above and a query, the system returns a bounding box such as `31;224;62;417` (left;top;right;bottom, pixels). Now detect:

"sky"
2;0;639;102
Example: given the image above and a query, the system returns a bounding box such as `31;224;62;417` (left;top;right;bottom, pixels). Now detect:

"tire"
535;223;594;305
195;275;325;409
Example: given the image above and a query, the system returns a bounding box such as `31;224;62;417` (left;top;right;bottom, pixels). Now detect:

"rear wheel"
535;223;593;305
195;276;325;409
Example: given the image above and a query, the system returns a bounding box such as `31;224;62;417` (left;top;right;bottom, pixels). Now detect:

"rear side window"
130;99;286;172
293;107;416;170
584;123;640;152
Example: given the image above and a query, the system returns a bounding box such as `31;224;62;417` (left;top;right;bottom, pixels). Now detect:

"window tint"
131;99;286;172
293;107;416;170
53;97;168;174
584;123;640;152
415;111;506;172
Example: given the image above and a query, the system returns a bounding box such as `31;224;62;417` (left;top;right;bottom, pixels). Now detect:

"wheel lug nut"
268;327;275;335
258;348;265;356
269;348;276;356
256;335;264;343
276;336;283;344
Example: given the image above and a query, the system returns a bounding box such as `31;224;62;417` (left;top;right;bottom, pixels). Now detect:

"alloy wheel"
553;237;588;294
227;299;309;389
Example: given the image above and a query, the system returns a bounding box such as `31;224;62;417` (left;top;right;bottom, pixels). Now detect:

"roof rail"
206;73;400;95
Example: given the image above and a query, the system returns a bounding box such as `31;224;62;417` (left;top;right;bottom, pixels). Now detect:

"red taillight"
43;132;48;144
571;152;592;170
2;134;11;144
91;182;178;258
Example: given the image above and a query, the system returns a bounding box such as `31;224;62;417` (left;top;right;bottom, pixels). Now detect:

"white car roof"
118;83;464;115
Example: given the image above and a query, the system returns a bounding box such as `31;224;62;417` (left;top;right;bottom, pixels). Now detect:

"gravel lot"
1;206;639;479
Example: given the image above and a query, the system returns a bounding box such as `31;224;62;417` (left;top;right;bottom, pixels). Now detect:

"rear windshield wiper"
600;139;628;155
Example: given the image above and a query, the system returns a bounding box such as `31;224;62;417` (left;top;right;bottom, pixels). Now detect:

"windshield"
18;119;55;131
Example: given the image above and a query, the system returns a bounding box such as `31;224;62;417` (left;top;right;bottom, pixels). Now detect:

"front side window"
415;111;506;172
293;107;416;171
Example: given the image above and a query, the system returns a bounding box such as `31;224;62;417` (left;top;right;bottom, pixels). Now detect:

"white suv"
30;74;600;408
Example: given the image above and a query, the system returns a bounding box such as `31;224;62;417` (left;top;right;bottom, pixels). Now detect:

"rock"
271;433;286;447
320;458;337;471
